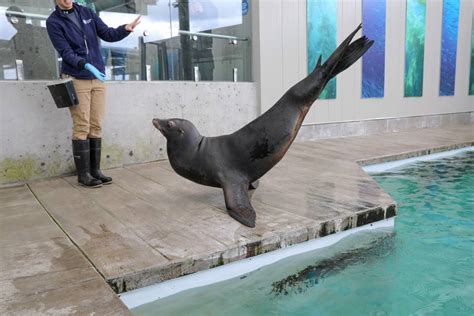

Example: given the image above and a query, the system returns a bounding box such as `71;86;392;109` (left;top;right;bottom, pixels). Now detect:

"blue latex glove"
84;63;106;82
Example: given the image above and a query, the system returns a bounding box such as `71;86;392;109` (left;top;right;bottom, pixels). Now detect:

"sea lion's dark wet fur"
153;24;373;227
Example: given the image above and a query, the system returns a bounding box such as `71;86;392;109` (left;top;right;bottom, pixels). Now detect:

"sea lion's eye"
167;121;175;129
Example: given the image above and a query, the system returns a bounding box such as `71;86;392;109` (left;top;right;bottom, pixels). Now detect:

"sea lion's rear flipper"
327;35;374;80
222;182;256;228
290;24;372;104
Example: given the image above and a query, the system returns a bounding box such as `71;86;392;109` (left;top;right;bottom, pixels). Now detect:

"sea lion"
153;24;373;228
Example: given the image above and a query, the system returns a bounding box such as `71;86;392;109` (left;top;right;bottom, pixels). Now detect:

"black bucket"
47;78;79;108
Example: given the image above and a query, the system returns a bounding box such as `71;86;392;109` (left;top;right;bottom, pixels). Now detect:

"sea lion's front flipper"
222;182;256;228
249;180;259;190
248;180;259;199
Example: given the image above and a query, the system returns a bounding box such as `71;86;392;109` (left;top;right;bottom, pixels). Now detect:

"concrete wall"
255;0;473;123
296;112;474;141
0;81;258;186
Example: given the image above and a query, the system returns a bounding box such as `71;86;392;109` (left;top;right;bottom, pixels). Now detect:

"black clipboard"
47;78;79;108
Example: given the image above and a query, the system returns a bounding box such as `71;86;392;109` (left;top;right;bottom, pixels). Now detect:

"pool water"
132;150;474;315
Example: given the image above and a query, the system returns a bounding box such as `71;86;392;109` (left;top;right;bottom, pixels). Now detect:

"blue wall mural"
404;0;426;97
470;9;474;96
307;0;337;99
362;0;386;98
439;0;460;96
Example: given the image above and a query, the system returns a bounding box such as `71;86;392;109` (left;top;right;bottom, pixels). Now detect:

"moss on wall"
102;143;126;169
133;140;158;162
1;141;163;185
0;157;42;183
102;140;165;169
0;154;69;185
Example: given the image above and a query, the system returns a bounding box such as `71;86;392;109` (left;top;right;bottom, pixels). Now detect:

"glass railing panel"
0;0;252;82
143;0;252;82
96;0;166;81
0;1;58;80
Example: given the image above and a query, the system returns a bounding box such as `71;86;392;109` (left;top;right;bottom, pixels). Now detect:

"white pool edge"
362;146;474;174
120;217;394;309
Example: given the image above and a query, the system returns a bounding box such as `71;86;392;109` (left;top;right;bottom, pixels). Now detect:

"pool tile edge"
106;203;397;294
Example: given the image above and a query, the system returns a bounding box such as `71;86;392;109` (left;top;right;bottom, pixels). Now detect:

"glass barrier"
0;0;252;82
0;1;58;80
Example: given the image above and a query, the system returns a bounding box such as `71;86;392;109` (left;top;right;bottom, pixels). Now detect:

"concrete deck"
0;186;131;315
1;124;472;314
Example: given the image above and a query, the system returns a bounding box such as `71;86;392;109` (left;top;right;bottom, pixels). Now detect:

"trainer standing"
46;0;140;187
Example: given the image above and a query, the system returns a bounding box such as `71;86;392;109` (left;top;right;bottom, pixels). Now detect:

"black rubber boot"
89;138;113;185
72;140;102;188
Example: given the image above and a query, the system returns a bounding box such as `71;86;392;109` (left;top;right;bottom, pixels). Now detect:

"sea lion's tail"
290;24;372;103
316;23;365;78
326;33;374;80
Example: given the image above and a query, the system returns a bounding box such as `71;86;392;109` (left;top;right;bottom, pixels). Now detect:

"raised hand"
125;16;141;32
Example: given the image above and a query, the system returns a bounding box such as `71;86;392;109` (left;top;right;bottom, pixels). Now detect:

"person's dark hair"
5;6;24;20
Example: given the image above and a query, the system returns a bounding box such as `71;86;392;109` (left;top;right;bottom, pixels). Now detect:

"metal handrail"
178;30;248;42
4;10;49;20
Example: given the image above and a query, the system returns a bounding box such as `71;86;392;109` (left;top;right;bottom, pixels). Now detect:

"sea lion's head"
152;118;201;148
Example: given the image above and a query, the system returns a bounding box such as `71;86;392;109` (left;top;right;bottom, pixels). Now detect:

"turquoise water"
133;151;474;315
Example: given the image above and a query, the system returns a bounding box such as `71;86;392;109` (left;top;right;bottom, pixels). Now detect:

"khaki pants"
65;75;106;140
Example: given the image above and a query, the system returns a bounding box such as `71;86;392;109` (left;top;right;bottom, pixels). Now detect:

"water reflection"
271;231;395;296
132;228;395;316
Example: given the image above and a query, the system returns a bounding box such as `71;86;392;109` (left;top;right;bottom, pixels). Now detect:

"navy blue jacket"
46;3;130;79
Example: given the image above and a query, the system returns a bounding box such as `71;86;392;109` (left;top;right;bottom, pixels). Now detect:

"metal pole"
139;36;147;80
233;68;238;82
177;0;192;80
15;60;24;81
178;30;248;42
194;66;200;82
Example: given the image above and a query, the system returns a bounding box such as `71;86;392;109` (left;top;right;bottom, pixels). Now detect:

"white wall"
256;0;473;124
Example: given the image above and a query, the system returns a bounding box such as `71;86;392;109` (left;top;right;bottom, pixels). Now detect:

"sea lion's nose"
152;118;161;129
153;119;167;136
